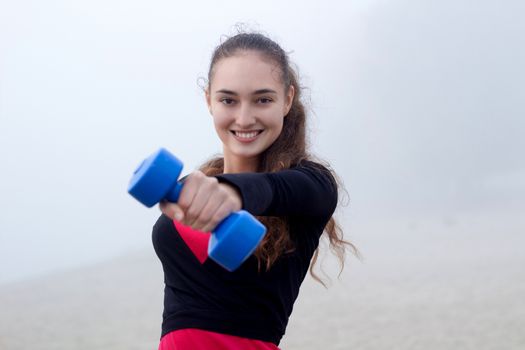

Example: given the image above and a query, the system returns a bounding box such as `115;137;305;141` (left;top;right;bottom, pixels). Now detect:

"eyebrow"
215;89;278;95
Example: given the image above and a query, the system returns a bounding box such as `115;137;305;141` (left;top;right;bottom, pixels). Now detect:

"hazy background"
1;0;523;284
0;0;524;348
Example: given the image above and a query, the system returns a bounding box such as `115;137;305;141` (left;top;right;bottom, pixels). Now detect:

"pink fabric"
158;329;280;350
173;220;211;264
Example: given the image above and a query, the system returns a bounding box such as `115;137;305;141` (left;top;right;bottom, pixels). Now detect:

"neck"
223;152;260;174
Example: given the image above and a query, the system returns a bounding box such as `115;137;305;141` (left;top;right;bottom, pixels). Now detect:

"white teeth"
234;131;260;139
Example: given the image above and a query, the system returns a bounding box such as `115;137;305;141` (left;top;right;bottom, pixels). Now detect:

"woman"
153;31;355;349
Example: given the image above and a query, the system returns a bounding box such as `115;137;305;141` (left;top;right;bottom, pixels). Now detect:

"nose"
235;103;257;128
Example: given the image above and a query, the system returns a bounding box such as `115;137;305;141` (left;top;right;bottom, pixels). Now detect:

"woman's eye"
258;98;273;104
220;98;235;105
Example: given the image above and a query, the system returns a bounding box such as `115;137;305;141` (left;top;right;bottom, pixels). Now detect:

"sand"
1;213;524;350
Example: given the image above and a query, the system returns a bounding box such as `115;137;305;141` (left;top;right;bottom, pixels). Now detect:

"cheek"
275;122;285;139
211;107;227;126
267;109;285;130
212;113;232;136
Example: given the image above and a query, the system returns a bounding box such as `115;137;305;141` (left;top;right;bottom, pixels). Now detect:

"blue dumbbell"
127;148;266;271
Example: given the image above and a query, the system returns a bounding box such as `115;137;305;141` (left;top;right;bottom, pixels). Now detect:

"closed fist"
159;171;242;233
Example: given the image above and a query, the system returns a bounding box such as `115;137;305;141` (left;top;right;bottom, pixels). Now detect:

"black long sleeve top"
151;160;338;345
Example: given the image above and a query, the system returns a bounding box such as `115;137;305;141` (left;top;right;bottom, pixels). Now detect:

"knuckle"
191;220;203;230
212;209;228;224
177;195;191;209
196;213;210;225
218;185;229;196
206;177;218;190
194;215;211;231
177;200;188;211
186;171;201;185
186;208;198;219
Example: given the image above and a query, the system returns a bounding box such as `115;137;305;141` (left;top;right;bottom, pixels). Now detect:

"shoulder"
273;158;339;218
292;159;338;192
295;159;339;215
295;159;334;174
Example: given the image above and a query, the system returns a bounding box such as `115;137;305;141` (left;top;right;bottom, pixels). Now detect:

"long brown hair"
200;31;358;284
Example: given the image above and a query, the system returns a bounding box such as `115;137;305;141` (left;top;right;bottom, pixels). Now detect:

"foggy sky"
1;0;523;284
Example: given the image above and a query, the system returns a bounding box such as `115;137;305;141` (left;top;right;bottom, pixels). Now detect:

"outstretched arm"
159;161;337;232
216;161;338;220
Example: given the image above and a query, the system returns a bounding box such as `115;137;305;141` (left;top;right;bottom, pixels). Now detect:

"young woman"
153;31;355;349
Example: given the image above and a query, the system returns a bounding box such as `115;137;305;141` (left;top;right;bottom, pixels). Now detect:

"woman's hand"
159;171;242;233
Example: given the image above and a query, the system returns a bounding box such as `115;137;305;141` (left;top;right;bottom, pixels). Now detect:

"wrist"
219;183;243;210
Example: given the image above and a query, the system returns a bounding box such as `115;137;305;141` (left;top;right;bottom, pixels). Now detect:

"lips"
231;130;263;142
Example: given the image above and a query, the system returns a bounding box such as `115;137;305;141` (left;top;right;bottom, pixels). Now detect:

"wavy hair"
201;31;358;284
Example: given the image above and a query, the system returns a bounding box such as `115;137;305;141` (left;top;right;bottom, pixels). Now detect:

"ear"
283;85;295;117
205;87;212;115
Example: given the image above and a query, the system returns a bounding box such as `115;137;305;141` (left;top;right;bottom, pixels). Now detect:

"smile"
231;130;263;142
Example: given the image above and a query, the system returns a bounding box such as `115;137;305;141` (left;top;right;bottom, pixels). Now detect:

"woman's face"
206;51;294;172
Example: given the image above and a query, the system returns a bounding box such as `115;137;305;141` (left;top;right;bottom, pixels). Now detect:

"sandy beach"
1;212;524;350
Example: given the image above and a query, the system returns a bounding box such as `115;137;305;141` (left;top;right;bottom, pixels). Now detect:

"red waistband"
159;328;280;350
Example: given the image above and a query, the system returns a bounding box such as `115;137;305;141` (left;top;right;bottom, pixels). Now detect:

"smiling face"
206;50;295;173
